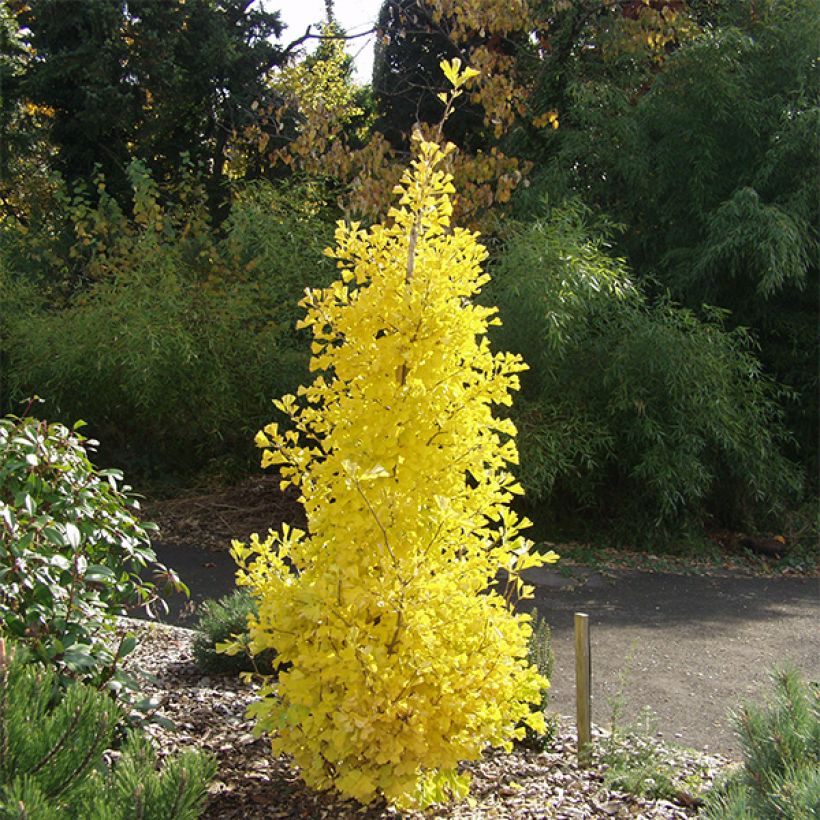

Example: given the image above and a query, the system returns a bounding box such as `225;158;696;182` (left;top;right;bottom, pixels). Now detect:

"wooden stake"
575;612;591;764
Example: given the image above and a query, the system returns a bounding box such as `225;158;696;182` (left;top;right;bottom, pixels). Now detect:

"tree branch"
282;24;377;59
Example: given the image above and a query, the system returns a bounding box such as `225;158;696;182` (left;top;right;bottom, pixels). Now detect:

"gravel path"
147;541;820;760
521;566;819;758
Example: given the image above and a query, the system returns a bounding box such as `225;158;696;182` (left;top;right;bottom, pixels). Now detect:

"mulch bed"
122;620;730;819
144;475;305;552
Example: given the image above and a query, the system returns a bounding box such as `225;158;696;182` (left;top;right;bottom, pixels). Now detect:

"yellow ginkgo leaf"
227;133;556;811
440;58;462;87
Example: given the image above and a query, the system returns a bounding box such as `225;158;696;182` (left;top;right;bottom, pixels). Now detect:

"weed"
600;646;710;804
518;608;558;751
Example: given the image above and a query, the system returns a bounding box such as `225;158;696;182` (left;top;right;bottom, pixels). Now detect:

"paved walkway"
522;565;819;757
147;541;820;758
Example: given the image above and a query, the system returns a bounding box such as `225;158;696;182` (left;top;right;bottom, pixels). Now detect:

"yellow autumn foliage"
228;131;558;809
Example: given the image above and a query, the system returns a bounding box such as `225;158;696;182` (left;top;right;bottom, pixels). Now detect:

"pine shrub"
0;639;216;819
228;122;558;807
192;590;275;675
703;668;820;818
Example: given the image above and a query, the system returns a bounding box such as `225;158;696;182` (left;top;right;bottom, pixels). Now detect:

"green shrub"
0;410;184;689
518;608;557;751
192;589;276;675
222;178;337;337
0;165;337;478
0;639;216;819
519;0;820;487
703;668;820;819
487;203;802;540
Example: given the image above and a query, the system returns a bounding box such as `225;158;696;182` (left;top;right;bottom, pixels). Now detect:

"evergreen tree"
372;0;489;151
6;0;285;216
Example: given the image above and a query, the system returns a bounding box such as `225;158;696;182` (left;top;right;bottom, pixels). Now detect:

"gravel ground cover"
121;620;730;819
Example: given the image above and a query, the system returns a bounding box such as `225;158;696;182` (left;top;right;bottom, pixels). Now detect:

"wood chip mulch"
143;476;305;553
119;621;730;819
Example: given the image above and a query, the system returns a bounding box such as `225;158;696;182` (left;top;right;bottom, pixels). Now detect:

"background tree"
373;0;480;150
520;0;819;485
0;0;814;548
6;0;285;217
6;0;134;196
124;0;285;219
0;3;31;195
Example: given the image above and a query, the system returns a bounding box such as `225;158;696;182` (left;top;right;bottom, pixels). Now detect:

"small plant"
0;638;216;819
600;706;680;800
600;650;704;803
702;668;820;818
518;608;557;751
193;589;276;675
0;408;185;689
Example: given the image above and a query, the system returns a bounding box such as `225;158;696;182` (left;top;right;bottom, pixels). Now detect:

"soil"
142;477;820;760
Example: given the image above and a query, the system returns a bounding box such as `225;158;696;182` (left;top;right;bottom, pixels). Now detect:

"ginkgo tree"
224;60;558;809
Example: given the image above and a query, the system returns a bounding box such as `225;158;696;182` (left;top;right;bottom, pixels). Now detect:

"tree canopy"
0;0;815;541
3;0;285;214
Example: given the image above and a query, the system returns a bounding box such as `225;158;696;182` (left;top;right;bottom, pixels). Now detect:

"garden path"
146;540;819;759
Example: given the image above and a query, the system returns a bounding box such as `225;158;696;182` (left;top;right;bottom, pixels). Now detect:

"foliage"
366;0;694;224
3;0;285;214
239;17;376;188
616;1;817;299
256;1;531;229
0;410;182;689
526;0;820;485
263;0;818;503
599;656;710;803
487;203;802;538
373;0;484;151
375;0;551;141
517;608;556;751
702;668;820;819
0;166;336;477
274;21;369;136
2;0;130;196
227;119;558;808
192;590;275;675
0;3;31;186
600;707;683;801
0;639;216;819
2;0;814;554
